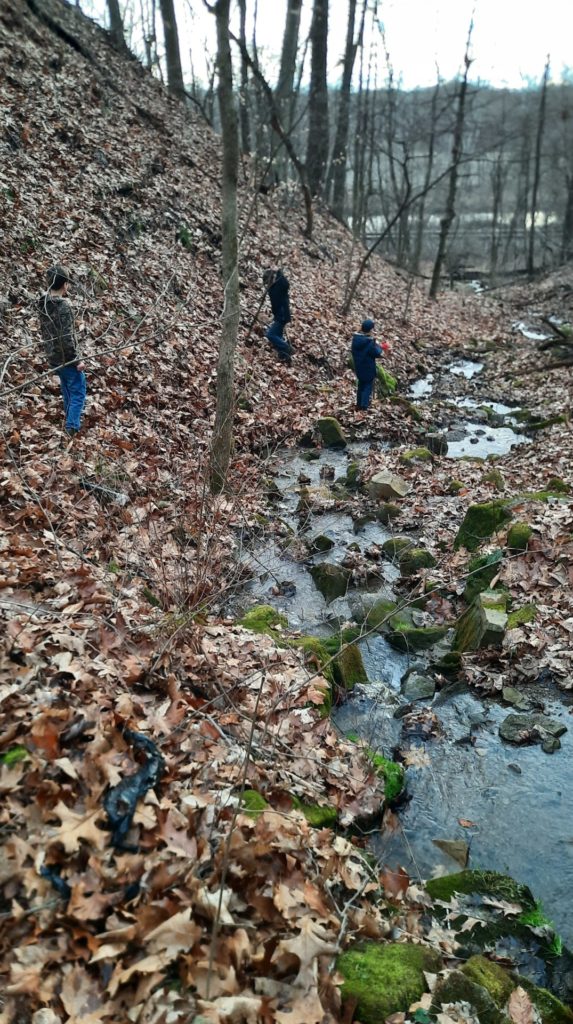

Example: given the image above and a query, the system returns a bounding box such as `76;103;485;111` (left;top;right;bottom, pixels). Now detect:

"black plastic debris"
103;730;165;850
40;864;72;901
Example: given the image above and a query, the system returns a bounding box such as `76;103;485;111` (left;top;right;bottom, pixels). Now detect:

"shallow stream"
235;366;573;944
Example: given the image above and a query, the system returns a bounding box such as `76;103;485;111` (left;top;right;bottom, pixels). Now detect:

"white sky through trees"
86;0;571;88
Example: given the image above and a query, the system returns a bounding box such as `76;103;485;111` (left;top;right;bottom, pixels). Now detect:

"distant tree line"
97;0;573;288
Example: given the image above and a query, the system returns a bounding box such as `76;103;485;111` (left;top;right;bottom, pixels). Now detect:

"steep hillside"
3;4;573;1024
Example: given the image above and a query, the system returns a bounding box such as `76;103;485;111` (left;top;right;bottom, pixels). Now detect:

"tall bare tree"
328;0;366;220
210;0;240;493
159;0;186;99
429;23;473;299
527;56;550;277
237;0;251;153
306;0;329;196
106;0;128;51
276;0;303;132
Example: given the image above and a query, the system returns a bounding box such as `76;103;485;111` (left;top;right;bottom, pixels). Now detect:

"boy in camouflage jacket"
38;266;86;434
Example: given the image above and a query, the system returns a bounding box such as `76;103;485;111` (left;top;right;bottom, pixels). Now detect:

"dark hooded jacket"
38;294;80;369
351;332;382;382
267;270;291;324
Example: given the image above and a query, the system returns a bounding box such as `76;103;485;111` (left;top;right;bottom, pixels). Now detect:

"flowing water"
234;369;573;943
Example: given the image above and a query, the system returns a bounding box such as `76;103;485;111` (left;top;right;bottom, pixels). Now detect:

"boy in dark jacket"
351;318;390;410
38;266;86;434
262;268;293;365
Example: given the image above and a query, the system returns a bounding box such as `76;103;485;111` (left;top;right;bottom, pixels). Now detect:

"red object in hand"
381;342;391;353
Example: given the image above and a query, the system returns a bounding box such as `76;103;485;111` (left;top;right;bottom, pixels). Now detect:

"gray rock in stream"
368;470;410;501
499;712;567;750
401;674;436;702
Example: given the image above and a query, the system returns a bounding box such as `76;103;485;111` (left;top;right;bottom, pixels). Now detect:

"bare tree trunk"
237;0;251;154
210;0;240;494
561;171;573;262
306;0;329;196
106;0;128;51
527;56;550;277
411;78;440;274
276;0;302;130
328;0;365;220
158;0;185;100
429;24;473;299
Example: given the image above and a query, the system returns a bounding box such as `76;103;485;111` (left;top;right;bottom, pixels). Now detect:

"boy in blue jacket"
351;318;390;410
262;268;293;365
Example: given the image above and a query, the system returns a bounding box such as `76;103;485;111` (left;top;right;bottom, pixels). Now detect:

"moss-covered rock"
482;467;506;491
527;413;567;431
455;500;513;552
381;536;415;559
310;562;351;602
507;604;537;628
507;521;533;551
432;969;505;1024
337;942;442;1024
462;956;573;1024
517;977;573;1024
387;622;447;653
239;605;288;638
448;478;465;495
547;476;570;494
399;446;433;465
399;547;437;576
301;449;321;462
345;461;361;488
464;549;503;604
240;790;268;818
310;534;335;552
376;363;398;396
365;598;398;630
376;502;401;523
425;432;449;456
333;643;367;690
425;869;536;909
390;394;423;421
454;591;508;652
367;752;405;801
317;416;347;448
292;796;338;828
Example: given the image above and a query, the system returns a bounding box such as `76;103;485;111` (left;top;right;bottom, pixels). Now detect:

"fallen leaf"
508;986;535;1024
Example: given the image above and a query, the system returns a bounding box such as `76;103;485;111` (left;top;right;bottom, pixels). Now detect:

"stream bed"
234;367;573;944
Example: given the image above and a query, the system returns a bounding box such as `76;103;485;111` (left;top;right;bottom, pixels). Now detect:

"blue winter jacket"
351;332;382;382
268;271;291;324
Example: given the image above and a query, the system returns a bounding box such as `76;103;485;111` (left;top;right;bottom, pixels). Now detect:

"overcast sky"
88;0;571;89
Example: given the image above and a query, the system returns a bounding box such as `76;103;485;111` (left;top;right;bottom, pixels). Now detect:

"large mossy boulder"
368;470;411;501
425;869;535;909
316;416;347;448
462;956;573;1024
455;500;513;552
399;446;433;465
507;521;533;551
333;643;368;690
399;547;437;576
239;605;288;638
338;942;442;1024
310;562;351;602
454;590;508;652
376;363;397;396
387;622;448;653
464;549;503;604
432;970;505;1024
381;537;415;559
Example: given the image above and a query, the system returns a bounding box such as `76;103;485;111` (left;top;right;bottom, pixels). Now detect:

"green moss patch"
292;796;338;828
365;599;398;630
455;500;513;552
240;790;268;818
332;643;368;690
507;521;533;551
464;549;503;604
425;869;535;909
317;416;347;448
507;604;537;628
239;605;288;639
376;364;398;396
338;942;442;1024
399;447;433;465
367;752;405;801
310;562;351;602
0;745;29;765
381;537;415;559
387;623;447;653
398;547;437;576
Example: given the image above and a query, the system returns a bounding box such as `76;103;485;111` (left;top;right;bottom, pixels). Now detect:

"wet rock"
309;562;351;602
401;673;436;701
454;499;513;552
507;521;534;551
310;534;335;553
499;713;567;748
502;685;531;710
454;591;508;652
447;427;466;441
542;736;561;754
432;969;504;1024
338;942;441;1024
344;460;361;488
333;643;368;690
433;838;469;867
301;449;320;462
364;598;398;630
368;470;411;501
316;416;347;448
399;547;437;576
463;548;503;604
424;431;448;455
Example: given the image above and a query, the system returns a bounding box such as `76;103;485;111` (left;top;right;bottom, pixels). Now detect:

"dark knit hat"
46;266;71;289
361;318;375;332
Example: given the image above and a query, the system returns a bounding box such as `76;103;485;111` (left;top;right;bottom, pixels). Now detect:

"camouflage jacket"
38;295;80;369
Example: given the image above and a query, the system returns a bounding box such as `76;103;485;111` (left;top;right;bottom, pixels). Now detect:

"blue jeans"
266;319;292;360
56;366;87;431
356;379;374;409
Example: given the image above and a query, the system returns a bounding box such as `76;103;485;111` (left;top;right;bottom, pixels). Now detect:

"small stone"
502;685;530;709
310;562;351;602
507;763;522;774
432;838;469;866
368;470;411;501
542;737;561;754
310;534;335;552
401;674;436;701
